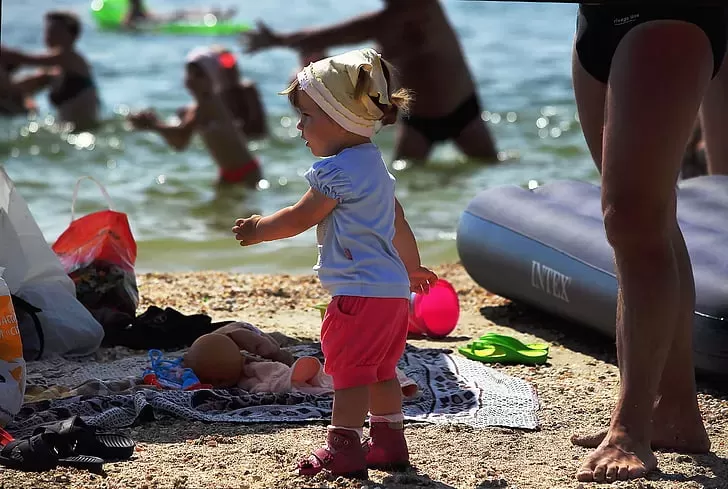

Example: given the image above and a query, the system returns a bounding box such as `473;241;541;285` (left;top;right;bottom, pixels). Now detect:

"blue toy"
142;349;208;390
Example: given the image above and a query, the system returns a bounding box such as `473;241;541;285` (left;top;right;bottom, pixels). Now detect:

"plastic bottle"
0;267;26;427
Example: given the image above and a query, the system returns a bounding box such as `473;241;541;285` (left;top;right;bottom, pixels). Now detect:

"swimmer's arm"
0;47;70;68
248;11;382;53
13;72;54;95
147;107;198;150
255;189;337;241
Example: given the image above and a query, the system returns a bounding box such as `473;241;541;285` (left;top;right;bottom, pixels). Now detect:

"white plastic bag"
0;167;103;358
0;268;25;427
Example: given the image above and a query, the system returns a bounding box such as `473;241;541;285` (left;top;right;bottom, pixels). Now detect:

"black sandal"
0;432;104;473
33;416;135;461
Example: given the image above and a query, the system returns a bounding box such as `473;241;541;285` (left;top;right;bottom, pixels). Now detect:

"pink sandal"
297;428;368;479
363;422;410;471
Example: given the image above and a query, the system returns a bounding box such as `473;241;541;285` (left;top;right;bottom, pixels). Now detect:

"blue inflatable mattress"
457;176;728;376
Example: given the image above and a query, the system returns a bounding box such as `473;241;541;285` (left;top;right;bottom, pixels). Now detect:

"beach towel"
6;344;540;438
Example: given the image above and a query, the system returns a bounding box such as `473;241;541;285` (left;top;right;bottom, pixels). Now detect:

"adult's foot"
571;398;710;453
576;426;657;482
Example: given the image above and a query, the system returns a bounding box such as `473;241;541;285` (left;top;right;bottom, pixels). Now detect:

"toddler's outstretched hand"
409;266;438;294
232;215;263;246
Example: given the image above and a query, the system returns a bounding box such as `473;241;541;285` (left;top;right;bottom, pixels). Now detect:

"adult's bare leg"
453;117;498;161
571;219;710;454
571;40;607;170
573;21;713;483
679;119;707;179
393;122;433;163
699;46;728;174
571;25;711;456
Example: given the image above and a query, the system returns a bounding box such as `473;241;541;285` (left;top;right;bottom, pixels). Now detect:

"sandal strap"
297;446;334;469
1;433;60;471
33;415;90;438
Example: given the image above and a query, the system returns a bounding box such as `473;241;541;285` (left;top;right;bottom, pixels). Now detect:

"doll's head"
184;333;244;388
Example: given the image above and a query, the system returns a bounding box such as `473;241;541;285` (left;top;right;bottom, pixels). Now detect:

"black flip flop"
0;432;104;473
33;416;135;461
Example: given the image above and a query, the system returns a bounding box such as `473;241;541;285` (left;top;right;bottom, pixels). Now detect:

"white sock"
328;425;363;440
369;412;404;424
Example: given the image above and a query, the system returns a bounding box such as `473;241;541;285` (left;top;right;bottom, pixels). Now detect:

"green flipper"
458;340;548;365
475;333;550;353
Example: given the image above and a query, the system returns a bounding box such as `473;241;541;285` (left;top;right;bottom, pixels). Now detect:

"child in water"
211;47;268;140
129;46;263;187
232;48;437;478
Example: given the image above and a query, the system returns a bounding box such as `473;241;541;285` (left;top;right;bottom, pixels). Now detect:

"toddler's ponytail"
354;58;414;127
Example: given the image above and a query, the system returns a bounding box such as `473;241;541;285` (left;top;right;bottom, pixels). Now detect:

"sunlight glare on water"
0;0;598;273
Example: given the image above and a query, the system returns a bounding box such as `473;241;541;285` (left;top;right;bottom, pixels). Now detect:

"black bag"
11;295;44;361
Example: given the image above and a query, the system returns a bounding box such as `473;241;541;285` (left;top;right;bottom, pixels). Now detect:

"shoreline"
3;263;727;489
131;236;461;275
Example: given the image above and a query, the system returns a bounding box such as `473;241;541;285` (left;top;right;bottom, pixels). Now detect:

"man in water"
242;0;499;164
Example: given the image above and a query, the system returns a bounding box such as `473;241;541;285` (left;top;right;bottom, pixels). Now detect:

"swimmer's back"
377;0;475;116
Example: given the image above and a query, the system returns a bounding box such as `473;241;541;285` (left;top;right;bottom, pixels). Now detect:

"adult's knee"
602;193;674;252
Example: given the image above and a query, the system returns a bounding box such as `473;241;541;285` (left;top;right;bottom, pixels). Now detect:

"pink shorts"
321;296;409;390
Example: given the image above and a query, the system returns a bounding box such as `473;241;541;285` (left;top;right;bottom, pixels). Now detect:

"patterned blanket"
7;344;540;437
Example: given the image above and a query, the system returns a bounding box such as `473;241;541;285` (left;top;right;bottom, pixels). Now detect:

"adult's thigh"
601;21;713;236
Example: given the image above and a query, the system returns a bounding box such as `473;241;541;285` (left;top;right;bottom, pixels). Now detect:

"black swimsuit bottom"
403;93;481;143
576;4;728;83
50;73;95;107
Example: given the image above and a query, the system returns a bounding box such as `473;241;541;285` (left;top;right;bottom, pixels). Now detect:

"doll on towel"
183;322;418;397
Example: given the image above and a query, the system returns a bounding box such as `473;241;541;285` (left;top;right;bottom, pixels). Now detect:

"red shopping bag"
52;177;139;317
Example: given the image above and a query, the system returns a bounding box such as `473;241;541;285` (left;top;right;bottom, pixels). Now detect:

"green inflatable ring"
90;0;251;35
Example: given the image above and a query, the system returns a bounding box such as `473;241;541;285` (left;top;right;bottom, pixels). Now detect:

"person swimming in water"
174;47;268;140
242;0;499;164
0;11;99;131
122;0;237;29
212;47;268;140
128;46;263;188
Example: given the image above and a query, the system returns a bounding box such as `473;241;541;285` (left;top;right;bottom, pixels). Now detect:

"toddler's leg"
332;385;370;429
297;384;369;479
369;378;403;416
298;295;372;479
365;378;409;471
363;298;410;470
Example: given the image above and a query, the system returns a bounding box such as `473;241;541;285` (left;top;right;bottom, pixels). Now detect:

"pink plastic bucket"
408;279;460;338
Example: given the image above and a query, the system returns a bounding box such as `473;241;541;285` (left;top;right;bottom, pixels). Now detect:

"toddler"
232;48;437;478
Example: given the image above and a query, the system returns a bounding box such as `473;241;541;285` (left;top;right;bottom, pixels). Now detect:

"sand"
1;263;726;489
